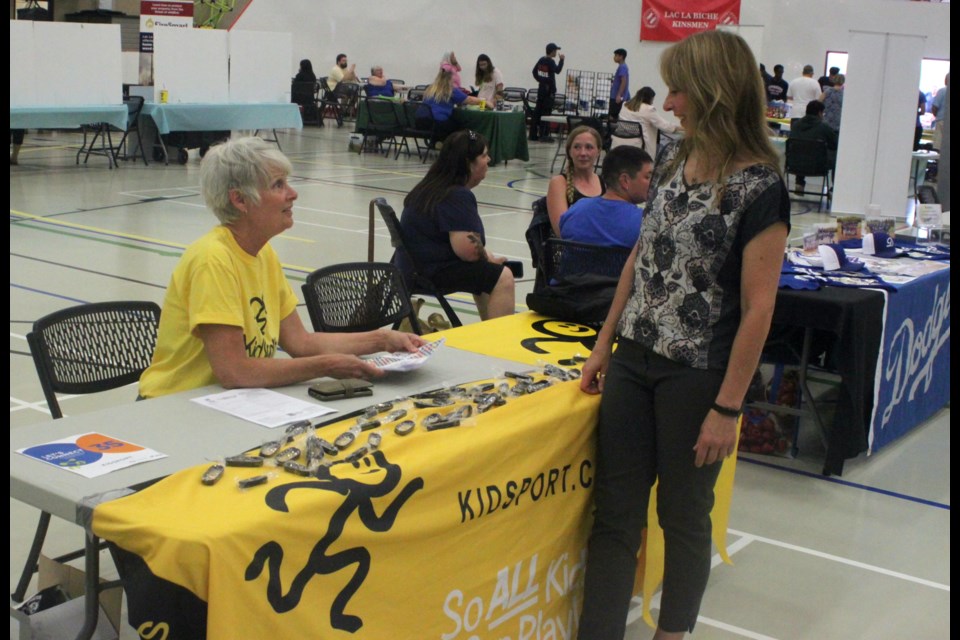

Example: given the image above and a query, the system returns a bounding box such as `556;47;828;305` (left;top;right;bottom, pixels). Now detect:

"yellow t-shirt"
139;226;299;399
327;65;345;91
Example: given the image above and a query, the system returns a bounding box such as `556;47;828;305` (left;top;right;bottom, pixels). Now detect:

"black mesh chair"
302;262;422;334
76;96;148;168
13;301;161;606
406;87;425;102
524;88;538;124
363;98;409;159
541;238;632;283
292;80;321;126
320;82;360;127
401;101;435;163
610;120;644;149
502;87;526;107
785;138;833;211
372;198;463;328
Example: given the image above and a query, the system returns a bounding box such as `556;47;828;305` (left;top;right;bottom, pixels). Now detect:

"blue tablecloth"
141;103;302;135
11;105;129;130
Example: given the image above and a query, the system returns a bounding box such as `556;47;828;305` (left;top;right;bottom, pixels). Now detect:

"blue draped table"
11;105;128;130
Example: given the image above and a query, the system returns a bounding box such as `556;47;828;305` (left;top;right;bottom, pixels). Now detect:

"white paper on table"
191;388;336;428
363;338;445;372
17;432;167;478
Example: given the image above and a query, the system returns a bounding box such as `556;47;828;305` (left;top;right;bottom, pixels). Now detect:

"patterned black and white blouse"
617;142;790;371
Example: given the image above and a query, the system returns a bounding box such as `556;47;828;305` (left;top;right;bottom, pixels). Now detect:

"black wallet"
308;378;374;400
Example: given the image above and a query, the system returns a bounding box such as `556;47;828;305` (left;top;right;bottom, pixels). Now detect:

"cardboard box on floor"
9;554;122;640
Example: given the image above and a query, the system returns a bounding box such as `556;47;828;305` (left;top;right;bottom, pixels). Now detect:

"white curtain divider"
832;30;926;218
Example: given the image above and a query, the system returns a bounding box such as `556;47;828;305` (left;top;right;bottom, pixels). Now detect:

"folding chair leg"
435;295;463;328
12;511;51;602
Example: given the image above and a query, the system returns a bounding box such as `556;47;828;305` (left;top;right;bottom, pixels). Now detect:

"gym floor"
10;123;949;639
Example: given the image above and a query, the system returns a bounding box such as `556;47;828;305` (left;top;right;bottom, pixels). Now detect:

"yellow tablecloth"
421;312;737;628
92;312;737;635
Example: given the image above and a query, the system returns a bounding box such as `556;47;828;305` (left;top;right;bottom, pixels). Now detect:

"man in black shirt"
818;66;841;91
530;42;565;142
765;64;788;103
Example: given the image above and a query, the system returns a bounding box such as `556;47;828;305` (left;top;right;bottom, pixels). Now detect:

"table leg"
550;127;568;174
74;533;101;640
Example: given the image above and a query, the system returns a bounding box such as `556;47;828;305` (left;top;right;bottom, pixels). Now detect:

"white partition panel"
832;31;926;218
34;22;122;106
153;27;229;104
11;21;121;107
229;31;292;103
10;21;37;106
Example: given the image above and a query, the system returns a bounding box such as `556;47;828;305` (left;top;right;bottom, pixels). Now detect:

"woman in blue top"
415;68;482;144
398;130;514;320
365;66;395;99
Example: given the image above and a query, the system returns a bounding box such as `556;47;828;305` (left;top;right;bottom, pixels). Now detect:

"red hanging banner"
640;0;742;42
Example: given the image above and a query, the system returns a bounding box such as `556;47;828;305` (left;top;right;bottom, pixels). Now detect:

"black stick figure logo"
249;296;267;335
520;319;597;354
244;450;424;632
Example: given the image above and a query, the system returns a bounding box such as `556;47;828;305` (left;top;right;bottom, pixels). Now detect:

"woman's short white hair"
199;137;292;224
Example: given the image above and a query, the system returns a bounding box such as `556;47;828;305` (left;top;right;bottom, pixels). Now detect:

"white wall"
235;0;949;214
236;0;948;116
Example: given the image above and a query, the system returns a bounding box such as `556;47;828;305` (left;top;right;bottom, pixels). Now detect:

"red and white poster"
641;0;741;42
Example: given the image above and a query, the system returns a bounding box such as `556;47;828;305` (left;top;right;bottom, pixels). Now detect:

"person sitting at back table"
788;100;838;195
295;58;316;84
366;66;395;98
138;137;425;399
612;86;681;155
292;59;318;119
398;130;515;321
440;51;463;89
474;54;504;106
327;53;359;92
546;125;605;236
415;68;482;144
559;146;653;249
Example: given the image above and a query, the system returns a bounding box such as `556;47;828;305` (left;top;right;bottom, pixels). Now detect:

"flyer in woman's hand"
364;338;445;372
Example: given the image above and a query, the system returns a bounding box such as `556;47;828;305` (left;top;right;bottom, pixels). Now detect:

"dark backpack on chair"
525;196;555;293
526;273;619;328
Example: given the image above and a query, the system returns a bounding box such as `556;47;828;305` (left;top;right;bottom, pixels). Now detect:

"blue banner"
870;267;950;452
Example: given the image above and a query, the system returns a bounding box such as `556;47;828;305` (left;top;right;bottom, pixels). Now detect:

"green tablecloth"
356;102;529;165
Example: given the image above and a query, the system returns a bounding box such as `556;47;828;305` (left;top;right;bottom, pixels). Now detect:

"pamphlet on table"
191;388;336;428
17;432;167;478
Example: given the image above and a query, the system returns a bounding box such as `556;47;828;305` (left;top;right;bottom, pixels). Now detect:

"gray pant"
578;337;725;638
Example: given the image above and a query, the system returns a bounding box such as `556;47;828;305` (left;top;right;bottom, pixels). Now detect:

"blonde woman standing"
577;30;789;639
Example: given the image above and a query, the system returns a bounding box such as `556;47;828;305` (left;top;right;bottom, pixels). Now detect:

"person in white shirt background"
611;86;682;156
474;54;504;107
787;64;822;119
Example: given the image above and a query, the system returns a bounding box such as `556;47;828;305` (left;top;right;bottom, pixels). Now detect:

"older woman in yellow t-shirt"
139;137;424;399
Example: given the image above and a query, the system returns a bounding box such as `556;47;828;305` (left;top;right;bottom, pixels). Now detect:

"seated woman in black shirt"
398;130;515;320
